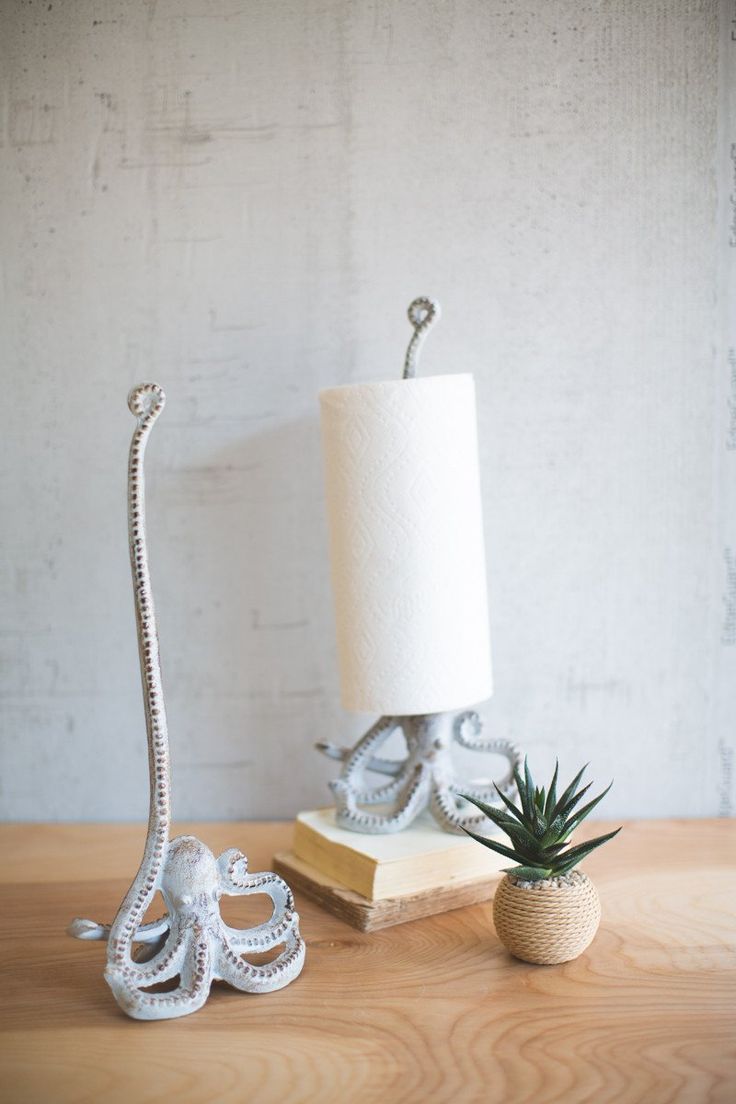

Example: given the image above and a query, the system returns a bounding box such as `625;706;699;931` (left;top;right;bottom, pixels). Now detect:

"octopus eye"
181;894;193;906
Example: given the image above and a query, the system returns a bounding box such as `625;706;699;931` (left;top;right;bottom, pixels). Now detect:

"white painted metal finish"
68;385;305;1021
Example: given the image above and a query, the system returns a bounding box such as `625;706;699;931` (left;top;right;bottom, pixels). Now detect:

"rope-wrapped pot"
493;869;601;965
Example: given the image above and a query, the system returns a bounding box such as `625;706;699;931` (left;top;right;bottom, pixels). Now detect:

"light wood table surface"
1;819;734;1103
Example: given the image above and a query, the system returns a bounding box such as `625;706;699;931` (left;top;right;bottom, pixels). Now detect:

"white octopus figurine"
69;384;305;1020
318;711;522;834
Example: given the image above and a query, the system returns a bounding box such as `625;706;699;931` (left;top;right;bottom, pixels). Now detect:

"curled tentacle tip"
218;847;247;876
68;917;105;940
128;382;166;420
407;296;440;329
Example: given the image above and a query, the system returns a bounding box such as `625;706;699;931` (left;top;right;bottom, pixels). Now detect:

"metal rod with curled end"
316;299;522;835
403;296;440;379
69;383;305;1020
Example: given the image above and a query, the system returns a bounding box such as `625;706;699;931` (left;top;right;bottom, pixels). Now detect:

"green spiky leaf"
563;782;613;837
457;792;516;826
523;757;532;789
505;865;552;882
552;828;622;874
531;808;548;838
459;794;552;857
514;765;532;820
540;813;567;847
550;764;587;819
459;827;530;865
554;780;594;825
492;783;527;825
456;760;620;878
460;821;545;868
544;760;559;820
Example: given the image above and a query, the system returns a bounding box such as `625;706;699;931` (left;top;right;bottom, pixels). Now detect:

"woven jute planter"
493;869;601;965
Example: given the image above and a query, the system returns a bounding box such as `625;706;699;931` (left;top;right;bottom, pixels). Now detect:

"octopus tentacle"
217;849;305;955
451;711;483;746
217;929;306;994
326;715;418;819
222;914;299;954
67;915;170;943
451;781;503;802
108;922;186;985
219;850;293;899
430;782;497;833
70;388;171;966
332;761;431;833
107;385;172;973
339;716;403;774
452;715;521;798
316;742;403;777
335;764;414;806
108;930;212;1022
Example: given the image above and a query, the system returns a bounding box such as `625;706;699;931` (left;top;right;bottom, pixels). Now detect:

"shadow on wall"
150;411;345;820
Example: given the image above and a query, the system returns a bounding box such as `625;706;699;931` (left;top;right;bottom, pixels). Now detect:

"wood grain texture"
1;820;734;1104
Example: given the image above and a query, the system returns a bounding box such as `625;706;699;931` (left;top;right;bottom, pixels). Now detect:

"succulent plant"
459;760;621;882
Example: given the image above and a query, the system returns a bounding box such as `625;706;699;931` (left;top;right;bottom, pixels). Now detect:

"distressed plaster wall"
1;0;732;821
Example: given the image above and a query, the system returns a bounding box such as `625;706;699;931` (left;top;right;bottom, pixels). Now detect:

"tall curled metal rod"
69;383;305;1020
106;383;170;972
403;296;440;378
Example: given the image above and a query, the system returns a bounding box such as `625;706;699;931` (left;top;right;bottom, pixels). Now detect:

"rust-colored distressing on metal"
69;383;305;1020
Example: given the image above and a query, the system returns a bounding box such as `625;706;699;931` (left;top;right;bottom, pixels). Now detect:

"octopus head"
162;835;222;914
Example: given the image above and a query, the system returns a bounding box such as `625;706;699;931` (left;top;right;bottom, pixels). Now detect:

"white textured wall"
1;0;733;821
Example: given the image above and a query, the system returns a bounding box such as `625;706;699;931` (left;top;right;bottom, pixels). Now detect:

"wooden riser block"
273;849;499;932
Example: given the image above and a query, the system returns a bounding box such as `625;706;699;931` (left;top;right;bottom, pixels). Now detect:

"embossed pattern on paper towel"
321;374;493;715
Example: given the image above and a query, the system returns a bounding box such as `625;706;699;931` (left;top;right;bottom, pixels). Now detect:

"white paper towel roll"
320;373;493;715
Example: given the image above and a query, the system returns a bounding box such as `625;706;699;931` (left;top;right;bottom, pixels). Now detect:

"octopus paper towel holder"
68;383;305;1021
316;297;522;835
